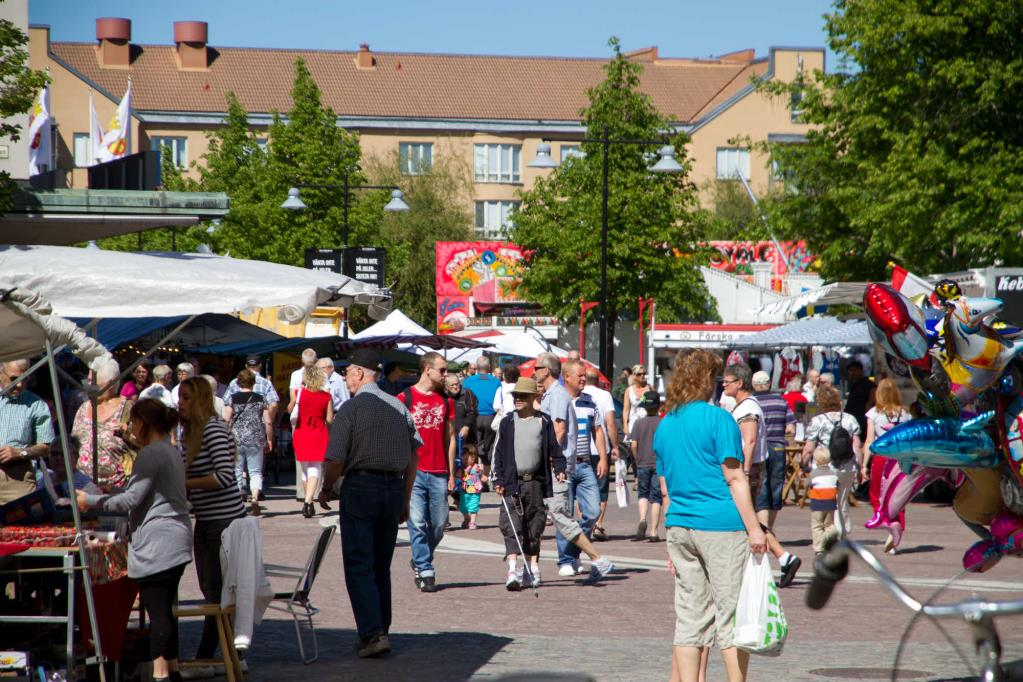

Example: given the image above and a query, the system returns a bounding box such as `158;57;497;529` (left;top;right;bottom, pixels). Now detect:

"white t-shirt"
805;411;861;471
583;385;616;456
719;394;737;413
139;383;175;408
731;397;768;464
289;367;307;392
866;407;909;437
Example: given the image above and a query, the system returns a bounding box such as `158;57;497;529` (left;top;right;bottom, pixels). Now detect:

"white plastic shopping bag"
732;553;788;656
614;459;630;508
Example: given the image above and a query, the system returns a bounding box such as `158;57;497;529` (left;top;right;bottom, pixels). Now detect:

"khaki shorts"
666;526;749;648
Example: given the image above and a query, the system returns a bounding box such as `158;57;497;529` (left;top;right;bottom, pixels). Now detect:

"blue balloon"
871;412;1000;470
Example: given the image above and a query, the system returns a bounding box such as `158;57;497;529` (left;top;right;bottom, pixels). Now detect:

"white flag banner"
96;80;131;164
27;86;51;176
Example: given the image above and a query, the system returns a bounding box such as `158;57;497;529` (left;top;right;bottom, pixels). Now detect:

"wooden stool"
174;603;244;682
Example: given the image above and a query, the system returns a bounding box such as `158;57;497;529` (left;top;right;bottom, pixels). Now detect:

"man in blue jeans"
401;352;456;593
536;355;611;578
320;349;421;659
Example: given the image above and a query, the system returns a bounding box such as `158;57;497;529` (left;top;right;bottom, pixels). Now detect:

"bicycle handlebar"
805;537;1023;618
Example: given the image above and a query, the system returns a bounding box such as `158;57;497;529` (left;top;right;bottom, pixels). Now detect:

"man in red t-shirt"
402;351;456;592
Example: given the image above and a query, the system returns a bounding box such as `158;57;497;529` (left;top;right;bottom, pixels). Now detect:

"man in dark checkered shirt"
319;349;421;659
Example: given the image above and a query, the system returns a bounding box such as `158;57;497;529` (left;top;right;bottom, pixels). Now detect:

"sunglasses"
432;366;448;374
512;394;533;400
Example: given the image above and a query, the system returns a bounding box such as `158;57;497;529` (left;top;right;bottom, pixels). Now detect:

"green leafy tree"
512;37;714;371
362;147;474;330
0;18;48;211
758;0;1023;280
704;178;767;240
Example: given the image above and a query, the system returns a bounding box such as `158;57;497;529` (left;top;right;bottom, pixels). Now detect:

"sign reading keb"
343;247;386;289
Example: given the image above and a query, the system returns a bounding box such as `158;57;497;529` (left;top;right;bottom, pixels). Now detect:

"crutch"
499;493;539;598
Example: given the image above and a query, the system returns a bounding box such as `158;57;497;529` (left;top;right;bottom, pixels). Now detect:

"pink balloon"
865;460;946;547
963;540;1002;573
991;510;1023;556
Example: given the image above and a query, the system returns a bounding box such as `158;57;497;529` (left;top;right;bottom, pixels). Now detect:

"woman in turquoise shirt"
655;349;766;682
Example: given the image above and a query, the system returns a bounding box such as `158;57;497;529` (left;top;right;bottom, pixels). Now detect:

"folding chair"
264;521;337;664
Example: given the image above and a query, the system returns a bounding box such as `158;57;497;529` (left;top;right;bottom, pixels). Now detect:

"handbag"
290;387;302;429
732;553;788;656
614;458;630;508
116;398;140;475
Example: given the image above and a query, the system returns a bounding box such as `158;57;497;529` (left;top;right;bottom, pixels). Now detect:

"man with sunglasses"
0;359;54;504
400;352;456;593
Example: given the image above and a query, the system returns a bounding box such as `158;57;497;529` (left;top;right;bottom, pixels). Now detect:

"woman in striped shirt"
178;377;246;663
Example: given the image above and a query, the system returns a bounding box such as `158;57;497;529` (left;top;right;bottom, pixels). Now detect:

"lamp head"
383;189;410;212
528;141;559;169
649;145;684;173
281;187;307;211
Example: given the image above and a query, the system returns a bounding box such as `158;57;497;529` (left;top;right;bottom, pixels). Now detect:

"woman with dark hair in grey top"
77;398;192;682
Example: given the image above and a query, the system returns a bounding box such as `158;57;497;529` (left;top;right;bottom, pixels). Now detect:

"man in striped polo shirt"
558;358;608;576
751;371;795;533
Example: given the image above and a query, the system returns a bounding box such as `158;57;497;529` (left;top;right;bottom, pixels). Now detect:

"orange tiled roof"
50;42;767;123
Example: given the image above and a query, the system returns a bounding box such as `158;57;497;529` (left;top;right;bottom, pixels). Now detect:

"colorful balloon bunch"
862;282;1023;571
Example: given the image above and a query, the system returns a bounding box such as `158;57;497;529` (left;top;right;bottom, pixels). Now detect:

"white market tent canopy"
727;316;871;349
751;282;869;320
0;245;392;322
351;309;430;339
451;329;570;363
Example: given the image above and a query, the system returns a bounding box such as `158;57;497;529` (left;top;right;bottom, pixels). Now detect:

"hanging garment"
771;347;804;391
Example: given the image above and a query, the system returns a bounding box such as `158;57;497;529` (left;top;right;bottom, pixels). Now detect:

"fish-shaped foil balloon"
870;412;1000;470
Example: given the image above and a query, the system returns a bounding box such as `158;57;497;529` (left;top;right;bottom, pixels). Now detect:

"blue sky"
30;0;838;65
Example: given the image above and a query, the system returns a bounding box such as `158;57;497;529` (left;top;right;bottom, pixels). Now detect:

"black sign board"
994;271;1023;327
343;247;386;288
304;248;343;274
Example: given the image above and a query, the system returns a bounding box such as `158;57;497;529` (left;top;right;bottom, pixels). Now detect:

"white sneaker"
557;564;577;577
233;634;250;651
585;557;615;584
505;568;522;591
527;565;541;587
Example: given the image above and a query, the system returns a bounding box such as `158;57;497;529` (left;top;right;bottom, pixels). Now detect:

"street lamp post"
281;171;410;250
529;133;683;379
282;170;410;336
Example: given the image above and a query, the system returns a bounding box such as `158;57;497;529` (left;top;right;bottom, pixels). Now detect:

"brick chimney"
95;17;131;69
355;43;375;70
174;21;209;70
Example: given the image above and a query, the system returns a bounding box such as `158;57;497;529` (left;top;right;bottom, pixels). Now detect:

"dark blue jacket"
491;411;565;498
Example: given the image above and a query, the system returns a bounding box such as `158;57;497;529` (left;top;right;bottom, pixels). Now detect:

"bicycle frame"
809;537;1023;682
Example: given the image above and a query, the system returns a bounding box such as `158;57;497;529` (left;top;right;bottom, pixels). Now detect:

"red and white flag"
890;264;933;300
27;86;51;176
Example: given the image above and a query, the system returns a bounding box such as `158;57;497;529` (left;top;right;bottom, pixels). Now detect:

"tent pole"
45;338;106;682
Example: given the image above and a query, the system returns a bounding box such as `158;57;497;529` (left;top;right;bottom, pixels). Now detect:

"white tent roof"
751;282;869;319
0;245;392;322
452;330;569;362
728;316;871;349
351;309;430;339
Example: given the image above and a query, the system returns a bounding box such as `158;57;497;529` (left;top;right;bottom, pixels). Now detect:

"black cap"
640;390;661;410
245;354;262;367
349;349;381;372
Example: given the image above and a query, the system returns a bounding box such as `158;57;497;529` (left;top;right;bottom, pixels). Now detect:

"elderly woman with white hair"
72;358;136;491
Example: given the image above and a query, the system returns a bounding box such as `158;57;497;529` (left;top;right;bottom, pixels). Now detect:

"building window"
255;138;268;152
560;145;584;162
73;133;94;167
399;142;432;175
790;90;804;123
474;200;519;238
474;143;521;183
716;147;750;181
151;136;188;169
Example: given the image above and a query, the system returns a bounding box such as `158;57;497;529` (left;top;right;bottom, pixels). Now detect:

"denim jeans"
340;473;403;640
754;442;787;511
555;461;600;568
235;444;264;496
406;470;449;578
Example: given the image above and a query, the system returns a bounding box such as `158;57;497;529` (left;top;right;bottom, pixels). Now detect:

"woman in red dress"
292;365;333;518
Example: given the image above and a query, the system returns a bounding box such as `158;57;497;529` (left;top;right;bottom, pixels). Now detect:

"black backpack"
828;415;855;467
